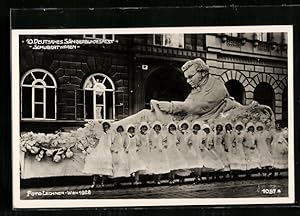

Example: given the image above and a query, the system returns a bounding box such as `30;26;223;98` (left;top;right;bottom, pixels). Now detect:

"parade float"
20;58;277;179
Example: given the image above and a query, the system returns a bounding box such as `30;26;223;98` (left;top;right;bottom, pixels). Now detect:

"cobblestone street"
21;176;288;200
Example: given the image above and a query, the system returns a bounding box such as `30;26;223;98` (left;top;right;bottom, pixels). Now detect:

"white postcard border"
11;25;294;208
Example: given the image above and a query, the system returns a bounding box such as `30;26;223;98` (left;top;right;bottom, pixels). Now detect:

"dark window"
34;104;44;118
154;34;163;45
106;92;114;119
84;90;94;119
22;87;32;118
254;82;275;110
34;88;43;102
105;34;113;40
44;75;54;86
225;80;245;105
95;34;104;39
46;89;55;119
23;74;34;85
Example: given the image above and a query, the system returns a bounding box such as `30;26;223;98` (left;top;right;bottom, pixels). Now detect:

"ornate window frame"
20;68;57;120
83;73;116;121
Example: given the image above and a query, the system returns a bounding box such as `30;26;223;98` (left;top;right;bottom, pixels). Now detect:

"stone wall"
205;34;288;121
20;46;130;121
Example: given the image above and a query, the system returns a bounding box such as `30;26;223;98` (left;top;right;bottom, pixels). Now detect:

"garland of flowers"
209;101;275;129
20;121;103;163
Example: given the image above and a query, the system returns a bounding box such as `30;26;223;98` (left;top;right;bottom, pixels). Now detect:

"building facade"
19;32;288;132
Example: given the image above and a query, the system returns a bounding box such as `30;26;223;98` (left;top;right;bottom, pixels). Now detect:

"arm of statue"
155;101;172;113
168;80;227;114
155;88;225;115
170;95;223;115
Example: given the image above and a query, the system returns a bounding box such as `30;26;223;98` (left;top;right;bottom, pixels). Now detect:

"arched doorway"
282;87;288;127
145;67;191;109
254;82;275;110
225;80;245;104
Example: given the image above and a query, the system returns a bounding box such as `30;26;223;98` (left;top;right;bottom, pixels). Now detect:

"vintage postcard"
11;26;294;208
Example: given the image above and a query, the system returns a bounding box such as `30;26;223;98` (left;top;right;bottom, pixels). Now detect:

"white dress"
165;131;189;171
202;132;224;171
178;130;200;169
255;130;273;167
111;132;130;178
214;132;230;171
82;130;113;176
148;131;170;174
125;134;147;174
137;132;152;174
270;129;288;169
228;131;247;171
190;130;206;168
224;130;240;170
243;131;261;170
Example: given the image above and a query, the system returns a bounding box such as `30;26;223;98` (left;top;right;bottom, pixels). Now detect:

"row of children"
82;119;288;188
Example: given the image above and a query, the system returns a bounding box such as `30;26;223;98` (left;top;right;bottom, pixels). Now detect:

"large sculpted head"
181;58;209;88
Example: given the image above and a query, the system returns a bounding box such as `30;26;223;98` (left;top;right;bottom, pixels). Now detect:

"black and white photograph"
11;26;294;208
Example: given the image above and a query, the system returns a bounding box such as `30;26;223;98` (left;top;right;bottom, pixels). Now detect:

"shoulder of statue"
203;75;216;92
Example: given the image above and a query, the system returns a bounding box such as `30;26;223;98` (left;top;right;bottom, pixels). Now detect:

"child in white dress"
214;123;230;178
125;124;146;185
231;122;247;178
176;121;197;182
194;123;220;172
82;121;113;188
255;122;273;176
190;121;206;183
202;124;224;180
148;121;170;185
137;122;151;176
224;122;239;177
243;122;260;177
270;121;288;175
111;125;129;184
165;121;188;184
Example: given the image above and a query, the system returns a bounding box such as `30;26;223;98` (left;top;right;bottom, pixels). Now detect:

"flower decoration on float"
20;120;103;163
207;100;274;131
